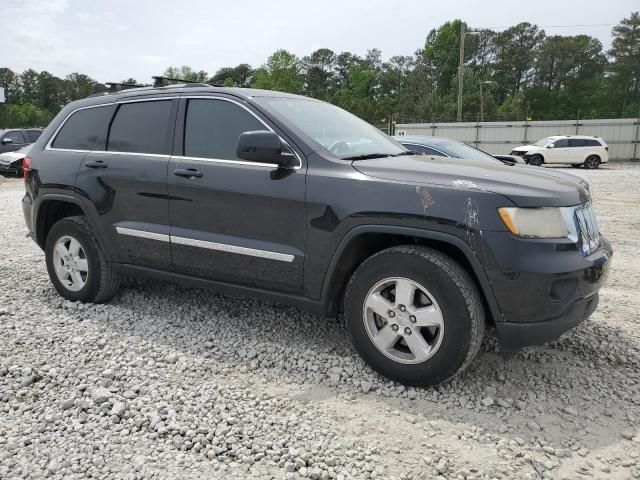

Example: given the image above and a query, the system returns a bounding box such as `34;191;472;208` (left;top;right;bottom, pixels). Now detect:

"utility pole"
457;24;465;122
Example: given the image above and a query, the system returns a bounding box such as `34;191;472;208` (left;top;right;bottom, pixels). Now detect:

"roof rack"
105;82;145;93
152;76;207;88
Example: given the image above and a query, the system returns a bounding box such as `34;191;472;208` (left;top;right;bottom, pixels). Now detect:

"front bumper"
0;162;21;176
480;233;612;351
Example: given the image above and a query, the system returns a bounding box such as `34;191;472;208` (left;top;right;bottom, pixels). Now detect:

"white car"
0;145;31;177
510;135;608;169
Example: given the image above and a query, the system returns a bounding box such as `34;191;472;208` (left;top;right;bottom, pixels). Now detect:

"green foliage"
252;50;304;93
1;11;639;129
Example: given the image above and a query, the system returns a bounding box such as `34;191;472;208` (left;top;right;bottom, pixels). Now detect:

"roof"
78;83;311;108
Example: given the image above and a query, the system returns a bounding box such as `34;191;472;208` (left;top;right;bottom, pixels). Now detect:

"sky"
1;0;637;83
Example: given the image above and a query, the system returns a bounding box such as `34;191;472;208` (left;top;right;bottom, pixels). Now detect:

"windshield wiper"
343;153;392;160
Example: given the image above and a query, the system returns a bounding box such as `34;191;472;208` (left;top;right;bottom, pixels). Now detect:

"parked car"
396;136;525;165
510;135;608;169
21;84;611;386
0;129;43;154
0;145;30;177
395;135;591;192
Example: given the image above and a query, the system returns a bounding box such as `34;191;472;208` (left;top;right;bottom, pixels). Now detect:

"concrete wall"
395;118;640;160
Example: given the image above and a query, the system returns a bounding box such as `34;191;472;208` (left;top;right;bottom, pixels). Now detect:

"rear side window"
25;130;42;143
568;139;585;147
584;139;602;147
184;99;265;160
108;101;173;155
52;106;115;150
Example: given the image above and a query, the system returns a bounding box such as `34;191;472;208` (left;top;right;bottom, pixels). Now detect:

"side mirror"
547;143;554;148
1;137;13;145
237;130;298;169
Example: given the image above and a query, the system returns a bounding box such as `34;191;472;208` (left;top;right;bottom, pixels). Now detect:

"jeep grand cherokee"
21;83;612;386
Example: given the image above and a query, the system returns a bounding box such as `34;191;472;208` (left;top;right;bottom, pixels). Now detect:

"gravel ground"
1;164;639;480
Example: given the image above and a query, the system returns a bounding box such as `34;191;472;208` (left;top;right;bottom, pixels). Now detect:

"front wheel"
344;246;485;386
528;154;544;167
45;216;120;303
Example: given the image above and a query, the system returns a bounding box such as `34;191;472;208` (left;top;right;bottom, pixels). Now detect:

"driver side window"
553;139;569;148
184;99;266;160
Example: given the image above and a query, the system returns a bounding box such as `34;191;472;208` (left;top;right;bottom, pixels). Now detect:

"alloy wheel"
362;277;444;364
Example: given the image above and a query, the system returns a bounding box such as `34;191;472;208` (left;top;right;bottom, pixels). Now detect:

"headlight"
498;207;569;238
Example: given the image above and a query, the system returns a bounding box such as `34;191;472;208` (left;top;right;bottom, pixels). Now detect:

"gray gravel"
1;163;640;479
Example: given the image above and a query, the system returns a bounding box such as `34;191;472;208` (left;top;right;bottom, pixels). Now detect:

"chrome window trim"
115;226;294;262
115;227;170;242
173;155;279;169
45;103;115;152
181;95;303;170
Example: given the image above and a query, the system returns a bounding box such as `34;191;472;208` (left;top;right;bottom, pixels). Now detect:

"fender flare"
33;193;110;251
319;224;503;322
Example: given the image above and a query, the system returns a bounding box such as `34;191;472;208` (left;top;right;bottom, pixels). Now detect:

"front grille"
574;203;600;256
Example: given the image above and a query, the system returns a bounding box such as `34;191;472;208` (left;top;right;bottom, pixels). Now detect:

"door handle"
86;160;107;169
174;168;203;178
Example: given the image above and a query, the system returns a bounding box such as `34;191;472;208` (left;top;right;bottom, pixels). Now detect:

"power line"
474;23;613;31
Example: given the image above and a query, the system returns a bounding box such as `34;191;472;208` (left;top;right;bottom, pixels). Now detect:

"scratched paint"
463;197;482;252
415;186;434;213
452;179;479;189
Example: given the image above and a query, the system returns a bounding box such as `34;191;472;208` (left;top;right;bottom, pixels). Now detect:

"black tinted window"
404;144;443;156
4;131;25;144
568;139;585;147
584;139;602;147
25;130;42;143
184;99;265;160
553;139;569;148
52;106;114;150
108;101;172;154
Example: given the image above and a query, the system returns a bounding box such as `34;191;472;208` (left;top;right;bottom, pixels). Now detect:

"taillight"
22;156;32;178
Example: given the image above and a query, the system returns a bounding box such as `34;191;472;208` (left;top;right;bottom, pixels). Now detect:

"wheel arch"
320;225;502;324
35;194;91;249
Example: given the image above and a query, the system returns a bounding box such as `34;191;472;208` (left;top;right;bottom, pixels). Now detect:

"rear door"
167;96;307;294
568;138;586;163
75;98;177;270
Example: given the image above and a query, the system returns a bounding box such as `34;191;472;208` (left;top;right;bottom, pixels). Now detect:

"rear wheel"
45;216;120;303
344;246;485;386
584;155;601;169
528;154;544;167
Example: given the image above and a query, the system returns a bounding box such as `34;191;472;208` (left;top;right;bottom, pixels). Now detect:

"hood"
511;145;541;152
352;155;589;207
0;151;26;165
514;164;590;192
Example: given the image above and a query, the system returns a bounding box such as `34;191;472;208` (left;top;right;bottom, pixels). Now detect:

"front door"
547;138;570;163
167;96;306;294
75;98;177;270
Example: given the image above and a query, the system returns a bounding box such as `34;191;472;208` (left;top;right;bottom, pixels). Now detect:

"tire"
344;246;485;386
528;154;544;167
584;155;601;169
45;216;120;303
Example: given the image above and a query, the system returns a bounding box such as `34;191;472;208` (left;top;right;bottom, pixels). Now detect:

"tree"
303;48;336;100
163;66;208;82
493;23;544;102
210;64;253;87
608;11;640;114
252;50;303;93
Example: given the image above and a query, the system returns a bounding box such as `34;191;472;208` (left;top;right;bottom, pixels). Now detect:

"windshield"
532;137;554;146
255;97;407;159
437;140;500;163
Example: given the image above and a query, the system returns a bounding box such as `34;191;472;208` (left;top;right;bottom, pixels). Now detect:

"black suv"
22;84;611;385
0;128;43;153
